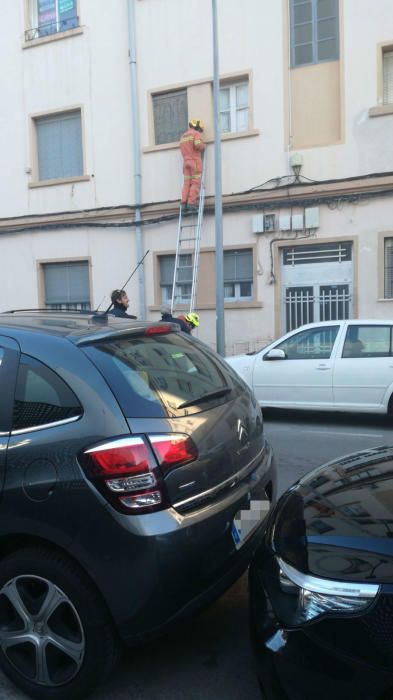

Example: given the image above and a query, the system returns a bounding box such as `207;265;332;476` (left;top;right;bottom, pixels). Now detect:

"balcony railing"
25;16;79;41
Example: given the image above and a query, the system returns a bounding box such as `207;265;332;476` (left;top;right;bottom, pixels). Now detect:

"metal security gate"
285;284;351;331
282;243;353;332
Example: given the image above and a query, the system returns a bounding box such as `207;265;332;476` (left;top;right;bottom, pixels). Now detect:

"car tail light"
144;324;173;336
148;434;198;473
79;434;198;514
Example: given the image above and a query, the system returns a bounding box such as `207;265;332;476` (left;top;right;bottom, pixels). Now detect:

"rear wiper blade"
177;387;232;410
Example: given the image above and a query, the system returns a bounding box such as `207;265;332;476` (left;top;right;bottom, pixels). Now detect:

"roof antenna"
91;250;150;322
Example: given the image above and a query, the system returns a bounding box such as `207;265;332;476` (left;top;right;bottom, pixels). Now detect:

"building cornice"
1;172;393;233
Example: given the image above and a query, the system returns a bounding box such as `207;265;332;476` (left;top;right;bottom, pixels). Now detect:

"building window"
383;50;393;104
27;0;78;40
159;255;192;304
34;110;83;181
153;90;188;145
43;261;90;310
290;0;339;67
384;238;393;298
224;250;253;301
220;82;249;133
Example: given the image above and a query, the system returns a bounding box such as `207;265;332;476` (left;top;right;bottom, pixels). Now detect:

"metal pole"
127;0;146;320
212;0;225;355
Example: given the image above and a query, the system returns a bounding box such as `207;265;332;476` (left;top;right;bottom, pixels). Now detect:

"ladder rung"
181;223;198;228
180;238;197;243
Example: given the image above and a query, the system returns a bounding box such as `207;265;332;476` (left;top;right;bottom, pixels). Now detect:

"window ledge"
378;298;393;302
22;26;83;49
29;175;90;189
369;104;393;118
221;128;260;142
143;129;260;153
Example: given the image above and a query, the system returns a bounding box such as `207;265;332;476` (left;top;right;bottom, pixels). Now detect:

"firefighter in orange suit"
180;119;205;211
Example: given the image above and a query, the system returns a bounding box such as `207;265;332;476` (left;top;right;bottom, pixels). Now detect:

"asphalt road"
2;411;393;700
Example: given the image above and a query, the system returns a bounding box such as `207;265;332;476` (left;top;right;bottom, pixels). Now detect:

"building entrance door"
281;242;352;332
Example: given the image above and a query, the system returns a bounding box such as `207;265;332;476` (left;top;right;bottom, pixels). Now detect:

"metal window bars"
285;285;351;331
25;16;79;41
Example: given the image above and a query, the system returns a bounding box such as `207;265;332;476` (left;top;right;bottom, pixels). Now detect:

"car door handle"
316;365;330;370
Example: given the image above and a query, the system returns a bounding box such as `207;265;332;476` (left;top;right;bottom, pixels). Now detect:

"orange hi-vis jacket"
180;128;205;206
180;127;205;164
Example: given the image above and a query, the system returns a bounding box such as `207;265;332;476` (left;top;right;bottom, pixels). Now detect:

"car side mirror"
264;349;287;361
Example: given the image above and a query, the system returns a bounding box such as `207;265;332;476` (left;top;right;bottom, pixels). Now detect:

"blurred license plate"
231;497;270;550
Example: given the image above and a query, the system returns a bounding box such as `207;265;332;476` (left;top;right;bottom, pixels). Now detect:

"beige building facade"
1;0;393;353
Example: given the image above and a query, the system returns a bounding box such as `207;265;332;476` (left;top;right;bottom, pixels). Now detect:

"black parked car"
249;446;393;700
0;311;276;700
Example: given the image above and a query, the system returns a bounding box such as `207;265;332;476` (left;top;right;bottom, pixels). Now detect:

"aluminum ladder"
171;155;206;315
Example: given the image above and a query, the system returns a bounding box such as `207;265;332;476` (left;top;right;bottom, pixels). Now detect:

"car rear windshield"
83;332;238;418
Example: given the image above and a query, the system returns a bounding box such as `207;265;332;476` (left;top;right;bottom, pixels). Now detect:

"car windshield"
83;332;236;418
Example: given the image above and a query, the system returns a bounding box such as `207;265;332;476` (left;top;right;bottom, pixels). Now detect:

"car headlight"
277;557;380;626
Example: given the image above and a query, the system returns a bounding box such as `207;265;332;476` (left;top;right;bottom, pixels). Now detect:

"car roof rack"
2;308;110;324
2;308;94;314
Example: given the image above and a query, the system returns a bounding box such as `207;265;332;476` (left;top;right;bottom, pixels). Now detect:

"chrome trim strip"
0;431;9;437
11;414;81;436
278;558;379;598
173;445;265;509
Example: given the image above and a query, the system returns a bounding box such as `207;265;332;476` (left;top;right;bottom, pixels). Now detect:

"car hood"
271;446;393;583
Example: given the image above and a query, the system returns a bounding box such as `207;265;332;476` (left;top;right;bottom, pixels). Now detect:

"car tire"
0;547;119;700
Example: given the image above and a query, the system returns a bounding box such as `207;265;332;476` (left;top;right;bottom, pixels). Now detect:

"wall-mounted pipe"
127;0;146;319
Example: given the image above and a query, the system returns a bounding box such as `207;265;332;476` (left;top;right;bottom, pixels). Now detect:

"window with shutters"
153;90;188;145
159;255;192;303
290;0;339;67
220;82;249;133
224;250;253;301
384;238;393;298
34;110;83;181
383;50;393;104
42;261;90;310
26;0;79;41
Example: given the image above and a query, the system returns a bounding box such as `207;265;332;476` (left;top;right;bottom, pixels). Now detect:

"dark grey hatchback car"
0;311;276;699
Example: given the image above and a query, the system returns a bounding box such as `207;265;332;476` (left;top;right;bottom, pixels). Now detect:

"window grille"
153;90;188;145
285;284;350;331
283;242;352;265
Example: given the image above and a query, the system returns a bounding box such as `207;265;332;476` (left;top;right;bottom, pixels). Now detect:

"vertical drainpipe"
127;0;146;319
212;0;225;356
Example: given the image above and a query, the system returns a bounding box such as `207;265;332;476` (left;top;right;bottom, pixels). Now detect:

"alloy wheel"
0;575;85;687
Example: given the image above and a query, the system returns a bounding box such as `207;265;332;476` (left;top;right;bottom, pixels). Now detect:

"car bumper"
74;440;277;644
249;551;393;700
